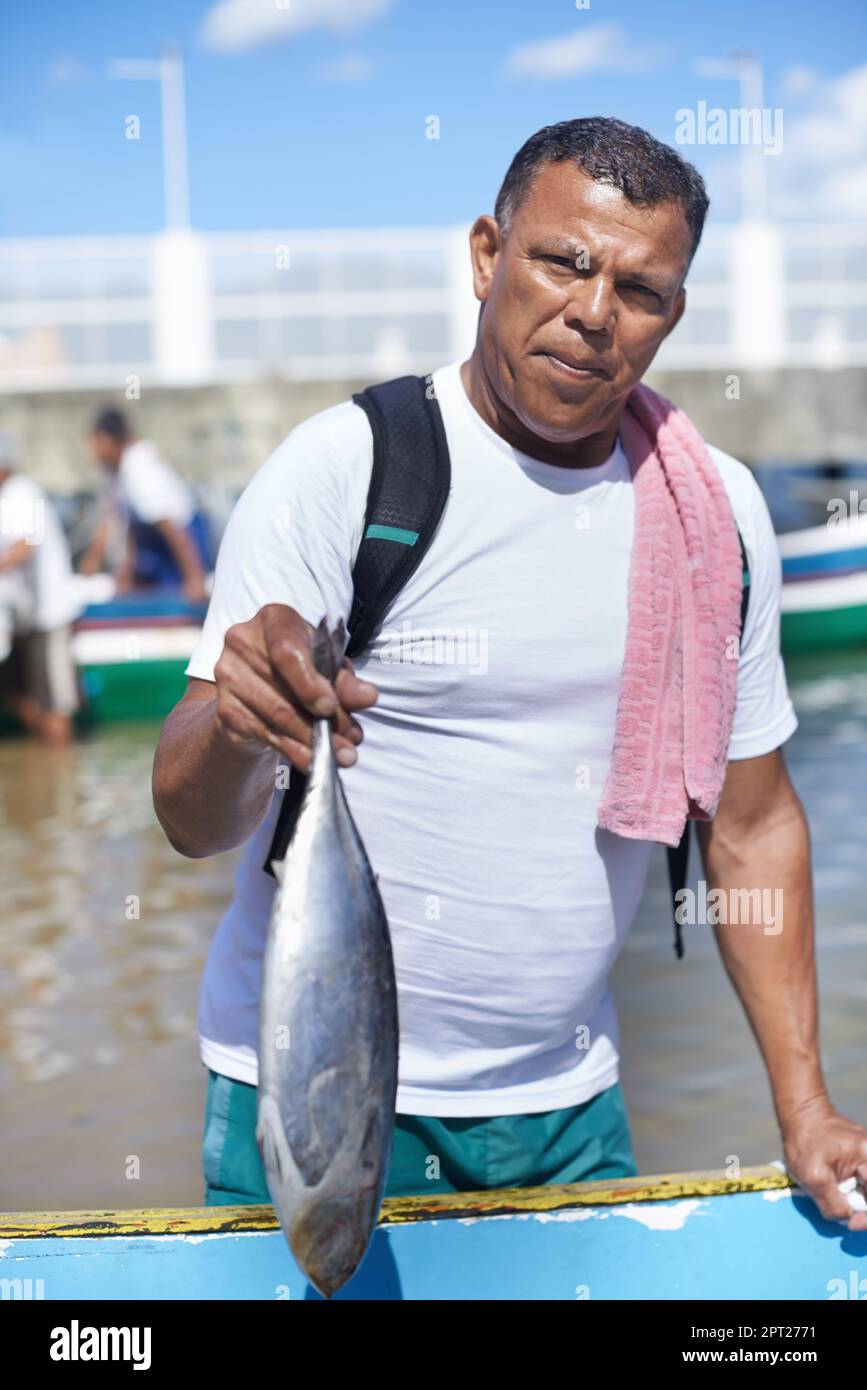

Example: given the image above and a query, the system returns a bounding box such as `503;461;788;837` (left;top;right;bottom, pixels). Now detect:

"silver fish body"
257;618;399;1298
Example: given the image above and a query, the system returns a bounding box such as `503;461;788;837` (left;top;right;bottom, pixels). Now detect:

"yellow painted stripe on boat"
0;1206;278;1240
381;1164;792;1225
0;1164;791;1239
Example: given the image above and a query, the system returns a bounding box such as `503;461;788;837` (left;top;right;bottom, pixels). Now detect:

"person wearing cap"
0;433;80;744
82;408;212;603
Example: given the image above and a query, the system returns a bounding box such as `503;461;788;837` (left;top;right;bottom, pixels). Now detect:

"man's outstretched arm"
152;603;378;859
696;748;867;1232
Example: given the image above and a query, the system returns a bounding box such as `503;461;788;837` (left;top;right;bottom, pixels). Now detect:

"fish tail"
311;615;347;682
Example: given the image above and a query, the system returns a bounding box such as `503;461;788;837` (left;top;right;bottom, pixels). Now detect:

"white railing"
0;222;865;391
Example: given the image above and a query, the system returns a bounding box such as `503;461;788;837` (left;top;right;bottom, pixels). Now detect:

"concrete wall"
1;367;865;493
646;367;867;464
0;377;361;494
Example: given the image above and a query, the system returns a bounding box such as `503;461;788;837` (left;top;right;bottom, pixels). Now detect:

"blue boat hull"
3;1168;865;1301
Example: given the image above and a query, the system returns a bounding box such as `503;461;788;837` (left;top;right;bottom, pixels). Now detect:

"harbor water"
1;649;865;1210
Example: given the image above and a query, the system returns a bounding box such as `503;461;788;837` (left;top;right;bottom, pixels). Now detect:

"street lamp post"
692;53;767;224
106;47;211;384
108;47;190;232
691;53;784;370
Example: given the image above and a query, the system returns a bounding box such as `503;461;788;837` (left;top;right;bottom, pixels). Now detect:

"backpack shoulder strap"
263;373;450;875
346;374;452;658
737;525;751;635
666;523;751;958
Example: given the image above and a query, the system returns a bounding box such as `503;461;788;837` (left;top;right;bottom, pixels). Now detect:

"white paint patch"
533;1207;609;1224
182;1230;270;1245
763;1187;794;1203
457;1207;616;1227
610;1199;707;1231
457;1212;533;1227
127;1230;270;1245
0;1232;271;1255
462;1198;711;1230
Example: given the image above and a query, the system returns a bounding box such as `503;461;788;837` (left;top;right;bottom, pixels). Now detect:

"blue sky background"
2;0;865;236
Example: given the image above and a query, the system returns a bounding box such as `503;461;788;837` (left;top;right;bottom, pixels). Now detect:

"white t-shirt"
0;472;80;632
108;440;195;528
186;359;797;1117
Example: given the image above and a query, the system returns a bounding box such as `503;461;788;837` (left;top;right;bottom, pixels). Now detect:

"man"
0;432;80;744
82;408;211;603
153;118;867;1228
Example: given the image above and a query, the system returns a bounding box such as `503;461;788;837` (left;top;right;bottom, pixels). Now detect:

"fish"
256;615;399;1298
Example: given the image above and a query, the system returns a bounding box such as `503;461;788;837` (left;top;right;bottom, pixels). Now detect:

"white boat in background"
777;513;867;651
778;511;867;580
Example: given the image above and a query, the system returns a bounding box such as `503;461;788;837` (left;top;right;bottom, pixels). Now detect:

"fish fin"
311;616;348;682
257;1094;301;1200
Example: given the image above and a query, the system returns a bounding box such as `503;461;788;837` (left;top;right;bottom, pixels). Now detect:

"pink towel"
596;382;744;848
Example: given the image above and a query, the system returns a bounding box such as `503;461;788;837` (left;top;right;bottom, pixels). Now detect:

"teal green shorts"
202;1068;638;1205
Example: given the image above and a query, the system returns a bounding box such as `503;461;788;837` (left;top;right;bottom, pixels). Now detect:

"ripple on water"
0;726;239;1095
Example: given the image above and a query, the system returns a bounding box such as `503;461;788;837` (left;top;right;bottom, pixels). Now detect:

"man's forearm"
78;520;109;576
698;792;829;1131
114;529;136;588
153;689;279;858
0;537;32;573
158;519;205;585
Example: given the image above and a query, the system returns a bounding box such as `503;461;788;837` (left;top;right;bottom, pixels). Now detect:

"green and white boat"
779;513;867;652
74;591;205;724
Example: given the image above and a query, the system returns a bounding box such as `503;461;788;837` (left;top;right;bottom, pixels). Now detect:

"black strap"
345;375;452;659
263;374;451;876
666;526;752;958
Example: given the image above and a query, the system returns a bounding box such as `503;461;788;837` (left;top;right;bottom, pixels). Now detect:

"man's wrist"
776;1086;835;1135
210;702;282;774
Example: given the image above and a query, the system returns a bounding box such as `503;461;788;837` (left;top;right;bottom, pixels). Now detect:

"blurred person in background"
81;407;212;603
0;432;80;745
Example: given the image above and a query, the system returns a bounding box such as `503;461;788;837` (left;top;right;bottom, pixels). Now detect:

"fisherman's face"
469;162;691;446
90;431;124;470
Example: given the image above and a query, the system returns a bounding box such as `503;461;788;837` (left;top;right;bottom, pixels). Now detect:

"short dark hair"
92;406;129;440
494;116;709;264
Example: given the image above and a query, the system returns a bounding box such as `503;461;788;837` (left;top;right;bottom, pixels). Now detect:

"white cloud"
695;63;867;219
45;56;89;86
200;0;394;52
503;24;668;81
779;64;820;101
776;63;867;216
315;53;376;83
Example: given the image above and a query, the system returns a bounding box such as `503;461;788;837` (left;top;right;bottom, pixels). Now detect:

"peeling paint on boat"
153;1231;268;1245
428;1197;710;1230
533;1207;606;1224
457;1212;533;1226
610;1199;708;1230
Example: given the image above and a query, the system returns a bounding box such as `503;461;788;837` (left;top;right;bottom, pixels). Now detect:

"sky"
2;0;866;237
